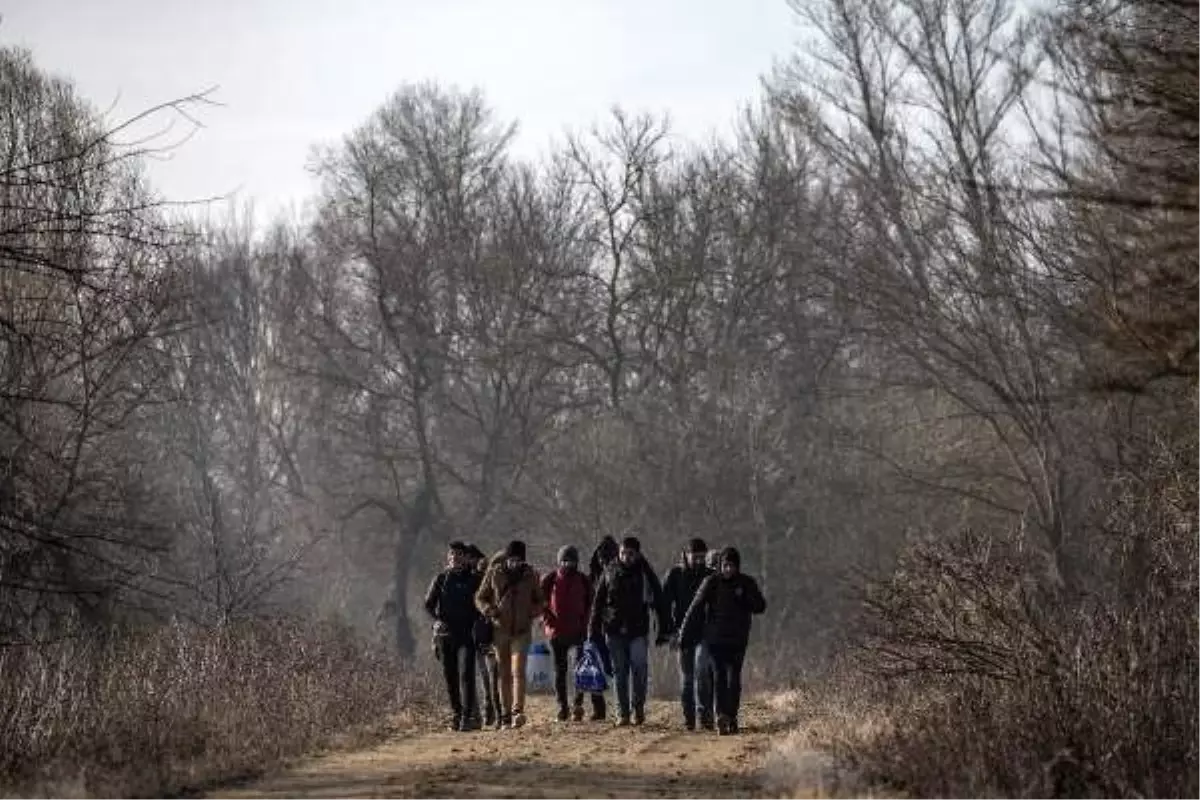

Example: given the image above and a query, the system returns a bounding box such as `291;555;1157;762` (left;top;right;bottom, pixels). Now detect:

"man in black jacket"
464;544;500;728
589;535;670;727
678;546;766;736
662;537;715;730
424;541;483;732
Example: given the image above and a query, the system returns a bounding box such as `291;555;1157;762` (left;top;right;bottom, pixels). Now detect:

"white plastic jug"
525;640;553;693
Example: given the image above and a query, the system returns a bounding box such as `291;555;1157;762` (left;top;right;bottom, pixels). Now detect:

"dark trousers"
438;634;477;721
678;644;715;724
708;643;746;722
550;636;606;716
550;635;585;712
477;646;500;721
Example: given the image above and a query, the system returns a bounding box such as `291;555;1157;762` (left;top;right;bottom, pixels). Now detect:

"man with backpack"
663;538;715;730
475;539;544;729
423;540;483;731
589;535;670;727
679;546;767;735
540;545;604;722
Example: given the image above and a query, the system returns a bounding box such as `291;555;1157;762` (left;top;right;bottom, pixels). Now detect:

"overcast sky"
5;0;802;219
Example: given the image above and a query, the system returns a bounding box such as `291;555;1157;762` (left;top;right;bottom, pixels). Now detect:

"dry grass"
0;618;436;798
760;676;893;799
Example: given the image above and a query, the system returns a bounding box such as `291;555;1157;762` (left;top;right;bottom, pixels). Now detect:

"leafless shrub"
0;618;434;798
836;485;1197;797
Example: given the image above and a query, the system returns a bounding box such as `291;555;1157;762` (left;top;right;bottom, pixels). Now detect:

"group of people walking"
423;534;766;736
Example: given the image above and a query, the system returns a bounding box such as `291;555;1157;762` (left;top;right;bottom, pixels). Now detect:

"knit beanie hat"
621;536;641;552
687;537;708;554
505;540;527;560
557;545;579;563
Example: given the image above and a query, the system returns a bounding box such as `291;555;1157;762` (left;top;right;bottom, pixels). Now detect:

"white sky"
4;0;803;219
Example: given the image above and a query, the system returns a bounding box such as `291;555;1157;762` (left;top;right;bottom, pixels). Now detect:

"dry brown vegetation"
0;620;434;797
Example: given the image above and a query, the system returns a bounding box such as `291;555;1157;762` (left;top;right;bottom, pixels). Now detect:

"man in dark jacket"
464;544;500;728
589;535;670;727
585;535;620;694
424;540;484;731
679;546;766;736
662;537;715;730
540;545;600;722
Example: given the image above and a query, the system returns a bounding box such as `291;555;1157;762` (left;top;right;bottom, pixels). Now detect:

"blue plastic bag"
575;641;608;694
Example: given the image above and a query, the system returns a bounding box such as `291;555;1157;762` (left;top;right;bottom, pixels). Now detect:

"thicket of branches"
0;0;1194;794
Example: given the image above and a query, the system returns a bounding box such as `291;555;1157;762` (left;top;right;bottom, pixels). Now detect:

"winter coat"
661;561;713;633
589;559;668;640
541;568;592;642
423;567;483;638
679;573;767;650
475;556;544;640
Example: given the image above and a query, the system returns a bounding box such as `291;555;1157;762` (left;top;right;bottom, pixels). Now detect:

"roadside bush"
832;497;1197;798
0;618;435;798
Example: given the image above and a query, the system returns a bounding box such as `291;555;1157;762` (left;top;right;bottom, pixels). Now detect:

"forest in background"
0;0;1195;796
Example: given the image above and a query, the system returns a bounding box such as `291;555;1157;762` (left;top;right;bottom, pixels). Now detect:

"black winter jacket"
424;567;483;638
679;573;766;650
589;560;668;640
662;562;713;633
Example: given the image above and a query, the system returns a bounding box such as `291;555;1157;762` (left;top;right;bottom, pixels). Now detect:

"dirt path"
209;694;790;798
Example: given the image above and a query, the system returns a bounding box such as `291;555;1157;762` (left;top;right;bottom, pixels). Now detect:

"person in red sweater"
541;545;600;722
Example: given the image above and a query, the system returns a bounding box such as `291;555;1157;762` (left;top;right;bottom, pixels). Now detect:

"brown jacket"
475;556;544;640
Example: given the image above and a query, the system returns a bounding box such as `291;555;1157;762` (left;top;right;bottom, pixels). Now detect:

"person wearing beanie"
540;545;600;722
475;539;544;729
677;545;766;736
661;537;716;730
424;540;484;731
589;532;670;727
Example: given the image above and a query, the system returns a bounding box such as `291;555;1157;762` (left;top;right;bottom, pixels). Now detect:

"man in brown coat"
475;539;544;729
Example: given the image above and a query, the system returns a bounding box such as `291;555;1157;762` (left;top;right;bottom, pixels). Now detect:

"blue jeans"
677;644;712;724
694;641;715;722
606;634;648;718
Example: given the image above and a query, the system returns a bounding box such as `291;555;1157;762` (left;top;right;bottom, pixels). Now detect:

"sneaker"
556;708;570;723
495;714;510;731
717;716;732;736
699;714;715;731
684;718;696;731
572;706;585;722
633;707;645;726
458;716;481;732
615;715;631;727
511;711;527;729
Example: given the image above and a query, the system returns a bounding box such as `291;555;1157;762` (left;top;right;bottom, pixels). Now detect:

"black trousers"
550;635;605;715
708;643;747;722
438;634;477;721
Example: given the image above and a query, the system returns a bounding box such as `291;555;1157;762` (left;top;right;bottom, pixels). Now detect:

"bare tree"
776;0;1097;589
0;46;212;642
